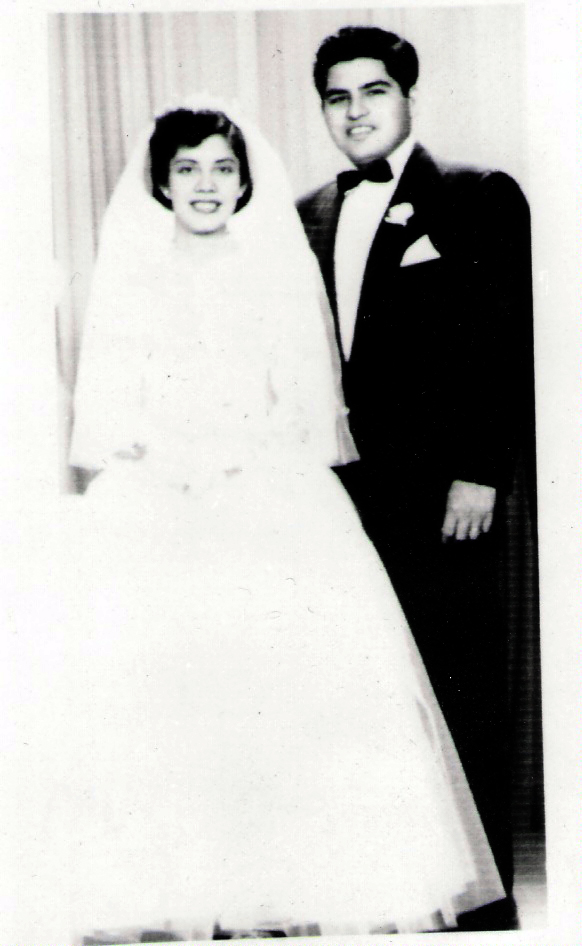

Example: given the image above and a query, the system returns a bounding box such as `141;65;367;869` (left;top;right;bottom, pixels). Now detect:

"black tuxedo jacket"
297;144;534;499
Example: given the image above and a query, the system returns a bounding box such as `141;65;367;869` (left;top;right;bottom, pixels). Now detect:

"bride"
8;98;505;943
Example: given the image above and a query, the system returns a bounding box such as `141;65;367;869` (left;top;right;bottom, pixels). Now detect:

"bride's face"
161;134;246;236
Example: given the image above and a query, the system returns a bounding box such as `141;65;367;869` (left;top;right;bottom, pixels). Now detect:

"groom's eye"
364;84;391;97
324;92;349;106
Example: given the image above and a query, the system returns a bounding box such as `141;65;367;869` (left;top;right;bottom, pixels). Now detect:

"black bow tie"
337;160;393;195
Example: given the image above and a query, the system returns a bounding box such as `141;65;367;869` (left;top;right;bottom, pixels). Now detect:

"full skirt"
2;463;504;943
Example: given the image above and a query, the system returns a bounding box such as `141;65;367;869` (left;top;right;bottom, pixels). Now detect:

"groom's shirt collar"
334;136;416;361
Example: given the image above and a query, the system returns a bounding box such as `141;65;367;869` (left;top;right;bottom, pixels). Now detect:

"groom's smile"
347;124;375;139
322;57;413;167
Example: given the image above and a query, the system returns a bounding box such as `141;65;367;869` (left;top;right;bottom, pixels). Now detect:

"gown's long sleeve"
69;249;148;471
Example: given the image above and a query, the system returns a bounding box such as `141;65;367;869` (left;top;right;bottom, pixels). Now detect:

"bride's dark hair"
149;108;253;212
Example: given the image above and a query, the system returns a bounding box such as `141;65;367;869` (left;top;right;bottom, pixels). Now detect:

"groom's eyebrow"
360;80;394;91
324;79;393;98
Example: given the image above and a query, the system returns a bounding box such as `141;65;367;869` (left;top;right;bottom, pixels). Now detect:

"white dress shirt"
334;136;416;360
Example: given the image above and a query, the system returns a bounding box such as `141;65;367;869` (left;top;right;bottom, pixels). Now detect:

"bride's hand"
113;443;147;461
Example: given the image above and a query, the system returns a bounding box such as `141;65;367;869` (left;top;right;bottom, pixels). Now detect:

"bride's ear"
160;184;171;204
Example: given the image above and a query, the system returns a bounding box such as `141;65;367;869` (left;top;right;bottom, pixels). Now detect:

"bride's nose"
195;167;217;192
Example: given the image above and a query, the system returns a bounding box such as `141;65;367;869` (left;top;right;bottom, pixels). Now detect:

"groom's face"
322;57;413;166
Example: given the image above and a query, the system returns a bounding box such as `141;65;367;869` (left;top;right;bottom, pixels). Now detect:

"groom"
298;26;534;930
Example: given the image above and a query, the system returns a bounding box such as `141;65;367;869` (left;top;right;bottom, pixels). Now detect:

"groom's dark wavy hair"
149;109;253;212
313;26;419;99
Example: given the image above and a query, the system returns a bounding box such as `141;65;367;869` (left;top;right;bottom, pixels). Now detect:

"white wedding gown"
3;104;504;938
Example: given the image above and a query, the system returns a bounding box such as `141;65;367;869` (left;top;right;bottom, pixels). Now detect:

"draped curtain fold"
49;6;542;842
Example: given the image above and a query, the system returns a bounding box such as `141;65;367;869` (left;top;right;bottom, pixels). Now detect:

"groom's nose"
346;92;368;121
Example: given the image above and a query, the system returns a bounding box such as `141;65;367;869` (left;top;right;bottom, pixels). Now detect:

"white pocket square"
400;234;441;267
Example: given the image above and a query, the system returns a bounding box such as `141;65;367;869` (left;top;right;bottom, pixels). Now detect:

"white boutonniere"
384;202;414;226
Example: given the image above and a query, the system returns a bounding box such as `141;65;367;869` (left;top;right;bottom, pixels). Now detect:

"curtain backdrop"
48;5;542;852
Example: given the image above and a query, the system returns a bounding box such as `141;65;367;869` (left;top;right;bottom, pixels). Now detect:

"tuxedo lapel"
320;189;344;364
298;147;447;368
348;145;446;361
305;184;342;312
299;182;345;362
389;143;444;217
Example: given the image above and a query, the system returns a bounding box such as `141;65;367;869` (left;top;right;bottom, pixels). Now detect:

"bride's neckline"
169;228;241;263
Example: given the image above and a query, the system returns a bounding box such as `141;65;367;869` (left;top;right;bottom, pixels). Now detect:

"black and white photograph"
0;1;579;944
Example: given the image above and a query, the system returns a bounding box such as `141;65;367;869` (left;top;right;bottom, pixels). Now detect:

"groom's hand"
441;480;496;542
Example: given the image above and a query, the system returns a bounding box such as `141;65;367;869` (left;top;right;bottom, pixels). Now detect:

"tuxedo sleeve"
446;170;533;493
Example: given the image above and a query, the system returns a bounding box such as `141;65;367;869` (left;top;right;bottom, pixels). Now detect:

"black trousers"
335;461;514;895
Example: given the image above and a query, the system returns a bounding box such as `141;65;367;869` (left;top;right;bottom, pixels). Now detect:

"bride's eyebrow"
169;156;238;169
